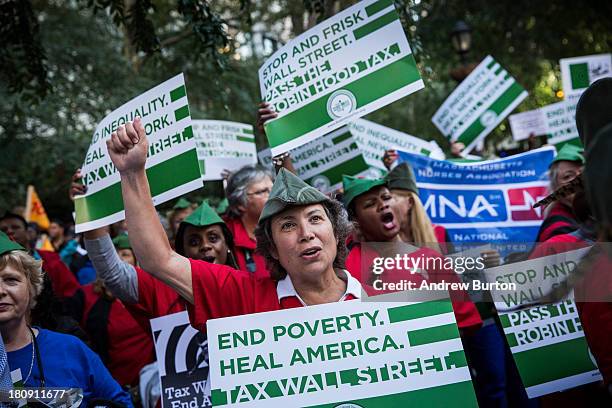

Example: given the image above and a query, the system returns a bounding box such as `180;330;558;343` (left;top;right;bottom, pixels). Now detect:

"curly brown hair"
255;199;352;281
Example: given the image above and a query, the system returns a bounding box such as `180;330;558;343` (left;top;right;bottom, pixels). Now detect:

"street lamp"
450;20;472;65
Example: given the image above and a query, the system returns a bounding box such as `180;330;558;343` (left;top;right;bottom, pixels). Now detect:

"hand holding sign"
107;117;149;174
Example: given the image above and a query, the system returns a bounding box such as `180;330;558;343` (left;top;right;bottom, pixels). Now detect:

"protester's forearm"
120;169;193;303
84;234;139;303
83;226;109;240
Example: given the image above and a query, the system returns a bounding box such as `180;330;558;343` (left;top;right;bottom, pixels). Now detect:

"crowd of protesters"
0;78;610;408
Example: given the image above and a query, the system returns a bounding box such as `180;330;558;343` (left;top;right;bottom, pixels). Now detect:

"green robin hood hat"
182;201;225;228
551;144;585;166
258;168;329;224
0;231;25;256
385;163;419;194
173;198;192;210
112;234;132;250
342;175;386;208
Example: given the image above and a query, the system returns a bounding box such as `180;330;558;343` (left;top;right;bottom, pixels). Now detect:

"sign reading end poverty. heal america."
432;55;527;155
207;297;477;407
75;74;201;233
193;120;257;181
260;0;424;156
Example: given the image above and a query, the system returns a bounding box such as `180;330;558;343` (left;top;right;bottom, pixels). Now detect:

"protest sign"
485;248;602;397
207;297;477;407
560;54;612;99
540;100;581;147
257;127;372;193
508;109;548;142
291;126;371;193
348;118;445;171
260;0;424;156
193;120;257;181
397;147;555;246
150;312;212;408
75;74;201;233
432;55;528;154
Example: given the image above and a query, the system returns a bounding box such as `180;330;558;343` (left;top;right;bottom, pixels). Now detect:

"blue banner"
397;147;555;253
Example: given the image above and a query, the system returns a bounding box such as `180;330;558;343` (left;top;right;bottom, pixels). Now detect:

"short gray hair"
226;165;274;218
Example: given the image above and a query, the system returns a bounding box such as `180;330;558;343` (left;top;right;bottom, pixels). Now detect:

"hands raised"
106;117;149;174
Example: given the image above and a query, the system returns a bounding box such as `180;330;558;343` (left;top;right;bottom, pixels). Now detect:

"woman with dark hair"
0;232;132;407
104;118;363;329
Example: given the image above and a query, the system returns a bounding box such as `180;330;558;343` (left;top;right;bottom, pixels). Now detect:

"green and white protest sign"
432;55;528;154
193;120;257;181
560;54;612;99
207;297;477;407
291;127;371;193
508;109;548;142
541;100;580;147
151;312;212;408
485;248;602;397
260;0;424;156
348;118;445;171
75;74;201;233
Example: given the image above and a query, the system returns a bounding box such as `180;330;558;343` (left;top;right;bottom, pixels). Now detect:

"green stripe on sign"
265;54;421;149
507;332;518;347
332;131;352;145
242;127;254;135
388;299;454;323
198;160;205;175
211;389;227;406
307;380;478;408
455;81;525;145
306;154;368;186
170;85;186;102
174;105;190;122
408;323;459;346
570;63;590;89
365;0;393;16
513;337;598;388
420;148;431;156
486;59;496;69
353;9;398;40
75;148;200;223
237;135;255;143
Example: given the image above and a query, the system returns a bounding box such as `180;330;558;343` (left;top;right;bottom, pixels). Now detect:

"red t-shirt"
187;259;360;333
345;243;482;332
222;216;270;278
536;202;578;242
80;284;155;386
37;250;80;297
124;267;187;333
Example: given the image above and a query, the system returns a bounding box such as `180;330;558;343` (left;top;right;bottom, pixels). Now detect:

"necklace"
22;327;35;384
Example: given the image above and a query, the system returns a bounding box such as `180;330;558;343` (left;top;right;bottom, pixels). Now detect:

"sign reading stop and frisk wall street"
508;109;549;142
151;312;212;408
260;0;424;156
348;118;445;172
432;55;528;155
485;248;602;397
207;297;477;407
541;100;581;147
75;74;201;233
560;54;612;100
193;120;257;181
397;147;554;248
291;126;372;193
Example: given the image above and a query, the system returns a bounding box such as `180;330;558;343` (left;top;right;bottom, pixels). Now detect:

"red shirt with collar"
345;243;482;332
187;259;360;333
223;216;270;278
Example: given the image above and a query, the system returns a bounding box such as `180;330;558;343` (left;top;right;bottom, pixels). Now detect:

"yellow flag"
25;185;50;230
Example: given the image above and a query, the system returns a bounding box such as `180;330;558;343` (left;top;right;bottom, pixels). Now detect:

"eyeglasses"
247;187;272;197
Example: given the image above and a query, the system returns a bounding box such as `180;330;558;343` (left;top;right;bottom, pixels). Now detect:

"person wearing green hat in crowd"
113;234;136;267
167;197;194;246
339;174;482;332
105;118;361;329
535;143;585;242
0;231;133;406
